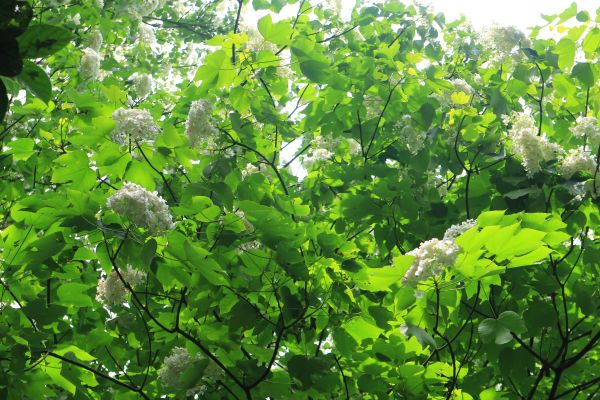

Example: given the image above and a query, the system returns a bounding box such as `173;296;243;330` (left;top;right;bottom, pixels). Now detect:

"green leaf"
17;24;74;58
571;63;594;87
4;137;35;161
554;38;576;70
15;60;52;102
478;311;526;345
344;317;384;342
557;2;577;23
257;14;292;46
57;283;94;307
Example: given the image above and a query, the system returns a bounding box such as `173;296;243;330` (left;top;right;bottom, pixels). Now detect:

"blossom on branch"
106;182;174;233
96;265;146;306
111;108;160;145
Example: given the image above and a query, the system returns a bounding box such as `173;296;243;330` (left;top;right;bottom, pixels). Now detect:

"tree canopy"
0;0;599;399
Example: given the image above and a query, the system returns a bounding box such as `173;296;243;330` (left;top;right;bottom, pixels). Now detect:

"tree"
0;0;599;398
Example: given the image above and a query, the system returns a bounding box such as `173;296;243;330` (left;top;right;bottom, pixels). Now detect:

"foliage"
0;0;599;399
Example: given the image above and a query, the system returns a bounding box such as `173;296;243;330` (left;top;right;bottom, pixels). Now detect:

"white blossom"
395;115;427;155
303;148;333;168
241;163;260;179
133;74;154;98
158;347;201;389
185;100;217;147
88;29;103;51
403;238;459;286
138;23;157;47
129;0;161;19
559;147;596;179
158;347;222;393
96;265;146;306
570;116;600;150
111;108;160;145
347;138;361;155
443;219;477;241
481;25;531;62
107;182;174;233
403;220;476;286
504;112;563;177
80;48;101;81
451;78;473;95
425;166;448;197
237;240;261;252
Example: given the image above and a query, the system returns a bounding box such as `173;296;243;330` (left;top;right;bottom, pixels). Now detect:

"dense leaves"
0;0;599;399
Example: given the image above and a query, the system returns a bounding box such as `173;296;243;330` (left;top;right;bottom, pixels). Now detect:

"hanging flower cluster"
443;219;477;241
185;99;218;148
128;0;161;19
241;163;260;179
302;135;361;168
80;48;101;81
106;182;174;233
395;115;428;155
138;22;157;47
158;347;202;389
451;78;474;96
481;25;531;62
88;30;103;51
157;347;223;395
133;74;154;98
570;116;600;149
403;220;476;286
504;112;563;177
111;108;160;145
96;265;146;306
559;147;596;179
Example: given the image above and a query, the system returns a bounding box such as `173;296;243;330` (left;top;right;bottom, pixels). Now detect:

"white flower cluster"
111;108;160;145
403;238;459;286
303;135;361;168
158;347;202;389
570;117;600;150
185;100;218;148
303;148;333;168
452;78;474;96
504;112;563;177
138;23;157;47
88;30;103;51
395;115;427;155
559;147;596;179
158;347;222;395
96;265;146;306
403;220;476;286
241;163;260;179
443;219;477;241
433;78;474;107
106;182;174;233
128;0;161;19
133;74;154;98
425;166;448;197
481;25;531;62
238;240;261;252
80;48;101;81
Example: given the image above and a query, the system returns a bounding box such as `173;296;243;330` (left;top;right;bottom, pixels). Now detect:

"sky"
424;0;598;30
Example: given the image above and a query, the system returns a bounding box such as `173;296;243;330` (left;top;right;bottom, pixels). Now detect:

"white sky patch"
424;0;598;30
